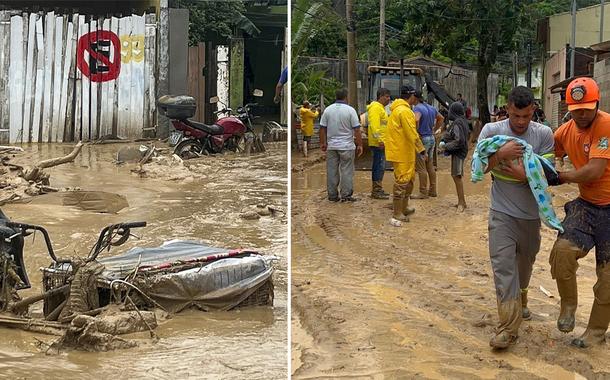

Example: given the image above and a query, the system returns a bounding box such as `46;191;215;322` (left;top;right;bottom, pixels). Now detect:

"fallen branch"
22;142;83;183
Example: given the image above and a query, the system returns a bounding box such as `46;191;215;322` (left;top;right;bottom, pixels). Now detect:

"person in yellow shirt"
367;88;391;199
385;85;426;227
299;101;319;157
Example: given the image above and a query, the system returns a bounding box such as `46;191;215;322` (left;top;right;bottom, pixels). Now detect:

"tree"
172;0;258;45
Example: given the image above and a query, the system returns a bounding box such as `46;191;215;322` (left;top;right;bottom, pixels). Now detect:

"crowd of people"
298;77;610;351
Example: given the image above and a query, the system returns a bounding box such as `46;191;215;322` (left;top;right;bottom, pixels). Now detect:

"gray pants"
326;149;355;199
488;210;541;302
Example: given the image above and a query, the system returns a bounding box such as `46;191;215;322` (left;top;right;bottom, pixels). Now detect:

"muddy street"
291;151;609;379
0;142;287;379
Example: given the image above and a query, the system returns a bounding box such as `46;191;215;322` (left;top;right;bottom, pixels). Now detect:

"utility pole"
570;0;576;78
346;0;358;108
601;0;605;43
513;51;518;87
378;0;386;64
526;41;532;88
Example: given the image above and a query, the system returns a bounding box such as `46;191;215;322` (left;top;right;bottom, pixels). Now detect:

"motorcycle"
159;90;266;159
0;210;275;320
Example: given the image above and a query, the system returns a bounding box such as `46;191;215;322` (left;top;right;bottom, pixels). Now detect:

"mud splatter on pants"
488;210;541;336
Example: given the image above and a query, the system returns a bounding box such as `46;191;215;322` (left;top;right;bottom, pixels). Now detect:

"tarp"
98;240;274;312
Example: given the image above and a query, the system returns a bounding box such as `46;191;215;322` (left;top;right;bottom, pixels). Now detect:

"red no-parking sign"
76;31;121;82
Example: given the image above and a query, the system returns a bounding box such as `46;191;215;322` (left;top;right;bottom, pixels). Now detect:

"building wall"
543;48;567;128
549;4;610;52
594;58;610;113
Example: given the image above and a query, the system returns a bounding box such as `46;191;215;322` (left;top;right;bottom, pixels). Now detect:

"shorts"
302;135;312;142
451;156;464;177
559;198;610;265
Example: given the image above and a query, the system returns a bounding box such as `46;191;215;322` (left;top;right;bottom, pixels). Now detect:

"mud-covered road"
291;151;609;379
0;142;287;379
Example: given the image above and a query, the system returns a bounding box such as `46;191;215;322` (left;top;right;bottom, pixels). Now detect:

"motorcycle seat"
186;119;224;135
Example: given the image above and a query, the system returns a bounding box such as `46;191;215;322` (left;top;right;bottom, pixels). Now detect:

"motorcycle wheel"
225;135;246;153
174;139;204;159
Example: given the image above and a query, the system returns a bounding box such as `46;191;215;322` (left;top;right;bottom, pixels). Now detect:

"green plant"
292;65;343;106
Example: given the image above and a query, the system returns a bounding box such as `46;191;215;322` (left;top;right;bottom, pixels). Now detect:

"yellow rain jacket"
367;101;388;147
385;99;425;165
299;107;319;137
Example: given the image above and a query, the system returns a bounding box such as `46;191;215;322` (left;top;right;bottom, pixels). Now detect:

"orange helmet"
566;77;600;111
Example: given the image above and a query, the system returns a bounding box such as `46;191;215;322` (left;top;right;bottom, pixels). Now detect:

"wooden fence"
0;10;157;144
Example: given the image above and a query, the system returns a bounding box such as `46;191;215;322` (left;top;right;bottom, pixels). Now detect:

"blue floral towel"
471;135;563;232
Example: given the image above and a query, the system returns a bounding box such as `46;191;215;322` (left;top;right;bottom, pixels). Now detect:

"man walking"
384;85;425;227
320;88;363;202
477;86;554;349
549;77;610;348
367;88;391;199
411;91;444;199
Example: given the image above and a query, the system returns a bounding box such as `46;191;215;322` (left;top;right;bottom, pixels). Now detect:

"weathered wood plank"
22;13;37;143
9;15;24;144
41;11;55;143
143;13;155;133
59;18;73;142
129;14;145;138
99;17;111;137
51;16;63;142
89;19;98;140
64;15;78;142
110;16;119;137
0;11;9;143
117;16;132;139
80;18;90;141
74;14;84;141
31;15;44;143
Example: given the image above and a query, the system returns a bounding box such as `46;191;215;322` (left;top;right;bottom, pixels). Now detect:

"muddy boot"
490;298;521;350
303;141;308;157
372;181;389;199
410;190;428;199
392;198;408;222
402;181;415;215
391;183;408;224
428;169;437;197
572;265;610;348
549;239;586;333
521;289;531;320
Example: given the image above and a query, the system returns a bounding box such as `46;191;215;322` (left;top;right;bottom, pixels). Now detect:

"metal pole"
513;51;518;87
527;41;532;88
570;0;576;78
346;0;358;108
400;58;404;90
601;0;605;43
378;0;386;64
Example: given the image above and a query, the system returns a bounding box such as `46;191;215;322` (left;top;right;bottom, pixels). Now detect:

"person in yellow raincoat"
299;101;319;157
384;85;426;227
367;88;391;199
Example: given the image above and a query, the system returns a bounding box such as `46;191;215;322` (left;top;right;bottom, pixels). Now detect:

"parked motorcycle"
159;90;266;159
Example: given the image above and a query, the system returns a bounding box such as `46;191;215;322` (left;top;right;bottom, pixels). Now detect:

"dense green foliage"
173;0;247;45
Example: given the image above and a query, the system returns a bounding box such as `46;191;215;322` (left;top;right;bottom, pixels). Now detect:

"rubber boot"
521;289;531;320
303;141;308;157
402;181;415;215
490;298;521;349
428;171;437;197
549;239;586;333
572;265;610;348
392;183;408;222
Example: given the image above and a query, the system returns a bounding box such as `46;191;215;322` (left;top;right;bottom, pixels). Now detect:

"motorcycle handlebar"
120;221;147;229
6;222;66;263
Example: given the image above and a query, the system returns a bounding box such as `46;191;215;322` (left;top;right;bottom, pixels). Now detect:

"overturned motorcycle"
0;211;275;351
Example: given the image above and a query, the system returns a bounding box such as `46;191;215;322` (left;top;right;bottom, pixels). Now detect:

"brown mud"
291;151;607;379
0;142;287;379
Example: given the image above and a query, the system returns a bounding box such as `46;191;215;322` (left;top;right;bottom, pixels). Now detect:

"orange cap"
566;77;600;111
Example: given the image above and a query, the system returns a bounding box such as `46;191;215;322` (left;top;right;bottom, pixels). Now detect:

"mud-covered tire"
225;135;246;153
174;139;204;159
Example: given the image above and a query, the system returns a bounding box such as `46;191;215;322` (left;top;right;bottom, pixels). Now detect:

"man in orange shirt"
549;77;610;348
